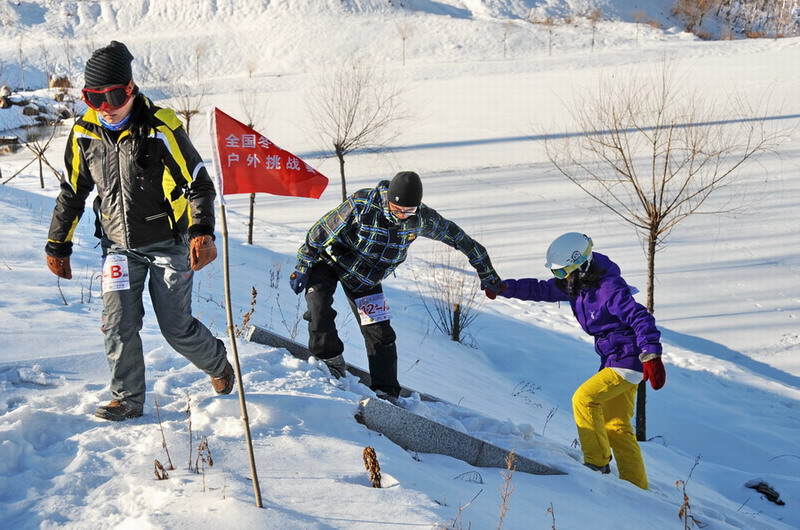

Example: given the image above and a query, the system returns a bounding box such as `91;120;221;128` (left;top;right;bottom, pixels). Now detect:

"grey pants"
101;237;227;408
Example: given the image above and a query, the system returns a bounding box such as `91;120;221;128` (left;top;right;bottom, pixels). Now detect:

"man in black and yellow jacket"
45;41;234;421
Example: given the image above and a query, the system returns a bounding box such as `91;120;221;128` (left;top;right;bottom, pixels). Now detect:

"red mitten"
642;357;666;390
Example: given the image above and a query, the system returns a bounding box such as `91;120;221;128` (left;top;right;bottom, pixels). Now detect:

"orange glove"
47;255;72;279
189;235;217;271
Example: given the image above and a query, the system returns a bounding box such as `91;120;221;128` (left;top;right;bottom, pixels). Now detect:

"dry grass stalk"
235;286;258;337
195;436;215;492
363;446;382;488
497;451;516;529
677;456;707;529
153;459;169;480
546;501;557;529
276;291;304;340
56;277;67;306
185;394;192;471
154;394;174;470
444;489;482;530
542;406;558;436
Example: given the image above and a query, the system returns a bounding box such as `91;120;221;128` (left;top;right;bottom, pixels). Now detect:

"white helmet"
545;233;593;279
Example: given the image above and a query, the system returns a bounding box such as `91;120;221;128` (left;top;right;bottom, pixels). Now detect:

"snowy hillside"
1;0;800;529
2;0;690;88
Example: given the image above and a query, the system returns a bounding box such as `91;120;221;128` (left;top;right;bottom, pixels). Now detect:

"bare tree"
237;89;270;245
631;10;647;46
542;16;556;56
397;22;413;66
4;123;63;187
164;82;206;137
17;37;26;89
307;60;411;202
0;2;20;26
543;61;788;439
39;44;54;87
672;0;715;33
62;38;75;83
193;43;208;84
27;123;62;188
502;21;514;59
587;8;602;51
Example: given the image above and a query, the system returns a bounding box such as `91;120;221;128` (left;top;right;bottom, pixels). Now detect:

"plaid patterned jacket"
296;180;498;292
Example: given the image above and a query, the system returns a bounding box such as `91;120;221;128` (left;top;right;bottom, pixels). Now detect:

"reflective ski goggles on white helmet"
550;248;593;279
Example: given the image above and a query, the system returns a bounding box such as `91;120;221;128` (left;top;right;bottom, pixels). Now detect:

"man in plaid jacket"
289;171;502;400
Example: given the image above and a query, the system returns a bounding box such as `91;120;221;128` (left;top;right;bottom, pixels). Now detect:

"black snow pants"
303;262;400;397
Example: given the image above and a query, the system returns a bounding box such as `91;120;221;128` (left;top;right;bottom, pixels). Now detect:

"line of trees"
674;0;799;38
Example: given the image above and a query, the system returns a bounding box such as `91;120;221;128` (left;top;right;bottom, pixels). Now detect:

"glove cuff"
497;279;515;298
45;240;73;258
479;268;500;283
639;352;660;363
188;225;215;241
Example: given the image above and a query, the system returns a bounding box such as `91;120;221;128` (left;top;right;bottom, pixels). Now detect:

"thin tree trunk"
451;304;461;342
636;228;658;441
635;383;647;441
645;229;656;313
247;193;255;245
337;150;347;202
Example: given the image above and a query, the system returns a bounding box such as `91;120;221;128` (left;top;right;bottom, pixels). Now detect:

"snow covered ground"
1;1;799;528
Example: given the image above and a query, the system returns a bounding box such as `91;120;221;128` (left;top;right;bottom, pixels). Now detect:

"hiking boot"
584;462;611;474
374;389;400;405
95;400;143;422
211;360;235;395
322;354;347;379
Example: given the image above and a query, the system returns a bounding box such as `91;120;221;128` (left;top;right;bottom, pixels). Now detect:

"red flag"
209;107;328;202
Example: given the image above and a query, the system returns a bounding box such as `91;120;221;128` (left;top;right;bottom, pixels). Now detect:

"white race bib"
355;293;392;326
102;254;131;294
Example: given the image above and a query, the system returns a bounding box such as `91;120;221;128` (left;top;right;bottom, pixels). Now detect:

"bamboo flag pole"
219;201;263;508
208;106;328;509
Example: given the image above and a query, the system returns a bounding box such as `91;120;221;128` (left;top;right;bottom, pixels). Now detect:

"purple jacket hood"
500;252;662;372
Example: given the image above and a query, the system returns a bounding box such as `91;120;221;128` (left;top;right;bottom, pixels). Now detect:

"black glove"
289;270;308;294
481;278;505;300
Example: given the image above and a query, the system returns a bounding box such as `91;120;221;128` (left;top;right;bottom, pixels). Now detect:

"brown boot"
95;400;143;421
211;361;235;395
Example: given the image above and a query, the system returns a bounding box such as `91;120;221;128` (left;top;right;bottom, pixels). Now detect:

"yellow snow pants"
572;367;648;489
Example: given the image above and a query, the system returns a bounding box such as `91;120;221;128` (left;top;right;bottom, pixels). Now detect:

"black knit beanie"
84;41;134;88
387;171;423;207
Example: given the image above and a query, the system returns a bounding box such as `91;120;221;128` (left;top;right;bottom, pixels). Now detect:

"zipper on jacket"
112;132;131;248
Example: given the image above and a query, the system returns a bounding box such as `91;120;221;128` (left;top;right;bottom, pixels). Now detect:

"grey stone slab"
357;397;565;476
245;325;438;401
247;325;565;476
246;325;312;360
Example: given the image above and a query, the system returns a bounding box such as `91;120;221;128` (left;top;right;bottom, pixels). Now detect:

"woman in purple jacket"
493;232;666;489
